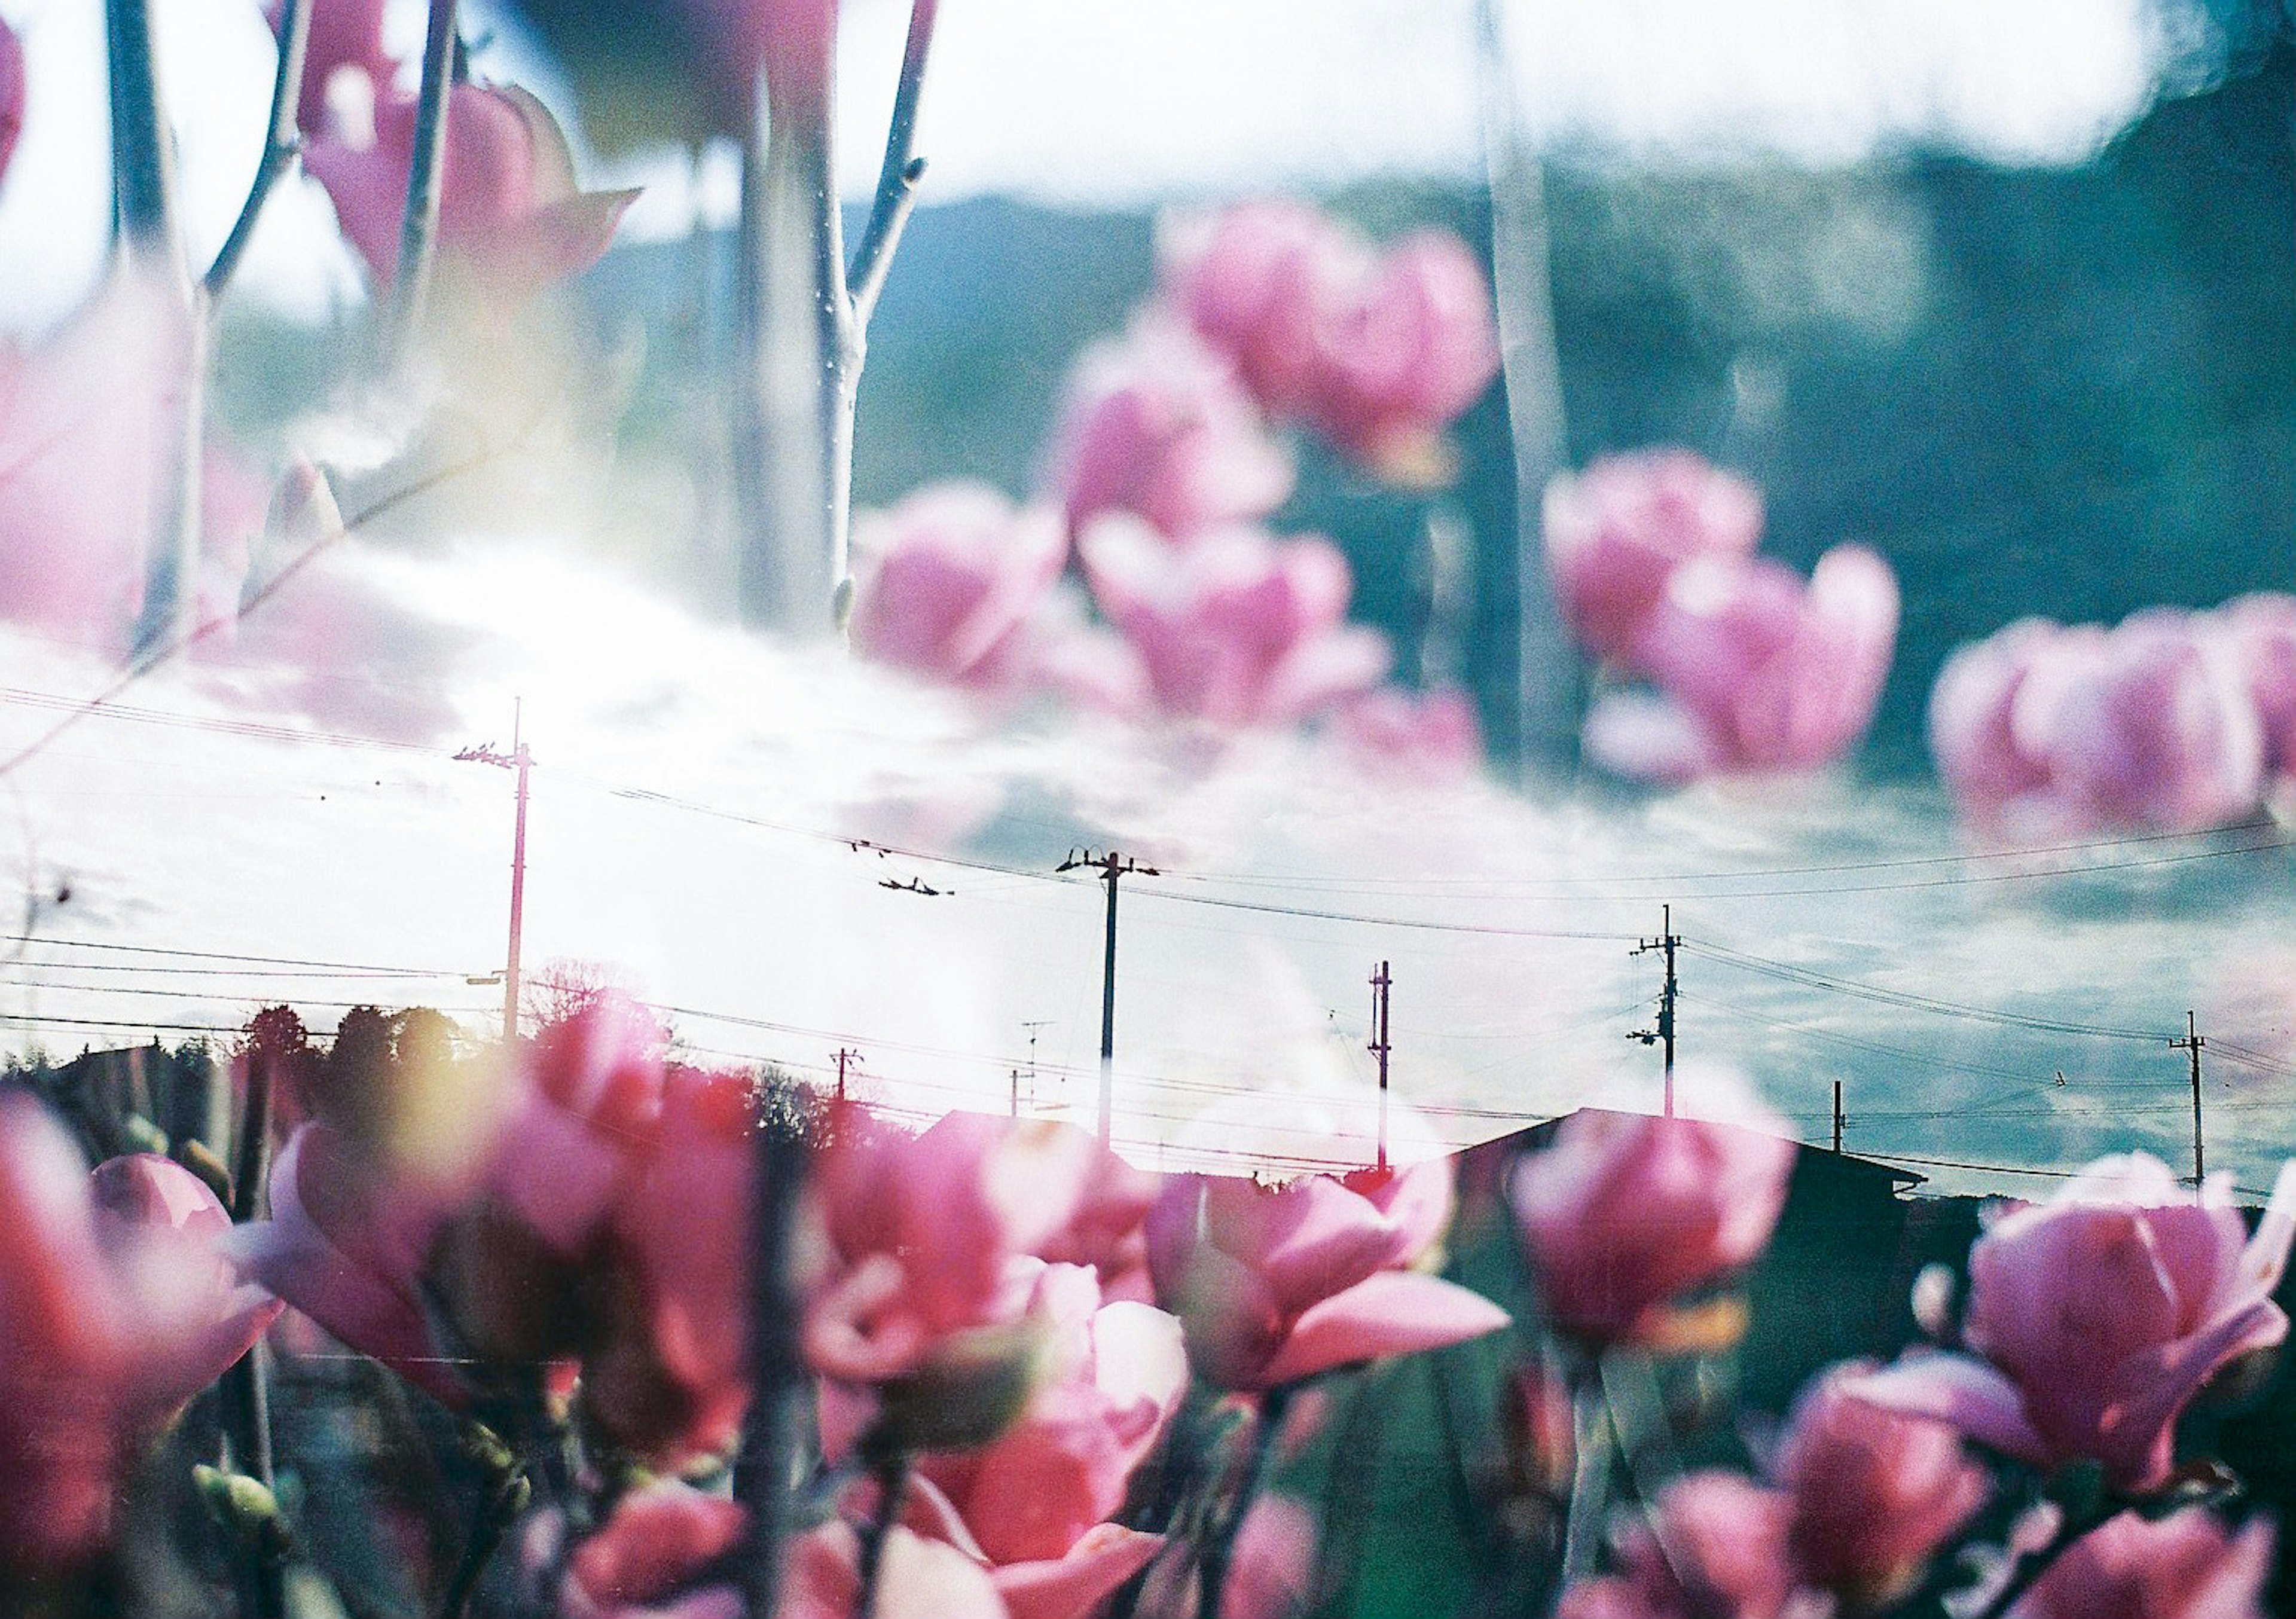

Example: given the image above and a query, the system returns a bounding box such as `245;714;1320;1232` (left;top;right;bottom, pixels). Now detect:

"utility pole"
831;1046;862;1104
2172;1010;2207;1184
1019;1020;1052;1116
1369;961;1393;1172
1628;903;1682;1116
1055;849;1159;1145
454;701;532;1043
1832;1079;1844;1154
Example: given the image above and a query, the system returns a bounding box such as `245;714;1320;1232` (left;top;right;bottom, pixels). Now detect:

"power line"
1683;938;2169;1043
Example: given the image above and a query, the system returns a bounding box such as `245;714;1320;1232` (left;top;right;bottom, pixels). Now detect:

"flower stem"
1559;1377;1614;1589
735;1086;813;1619
105;0;207;661
1971;1508;2111;1619
225;1048;283;1619
852;1450;913;1619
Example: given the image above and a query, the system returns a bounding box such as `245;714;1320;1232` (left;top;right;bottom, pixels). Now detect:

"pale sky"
0;0;2193;326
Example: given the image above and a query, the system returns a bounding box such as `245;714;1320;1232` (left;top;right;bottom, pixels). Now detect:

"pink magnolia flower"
1770;1360;1986;1602
1929;610;2265;842
1328;686;1484;786
1;1096;282;1569
1300;233;1499;481
0;14;23;190
1557;1472;1827;1619
1544;450;1765;663
1586;547;1899;783
1046;321;1293;542
305;80;637;298
1162;202;1497;479
2216;592;2296;793
1510;1088;1797;1349
804;1108;1104;1386
1080;515;1391;727
849;484;1068;691
236;994;761;1464
2009;1508;2271;1619
1850;1154;2296;1493
1162;200;1369;420
1144;1157;1509;1390
266;0;393;135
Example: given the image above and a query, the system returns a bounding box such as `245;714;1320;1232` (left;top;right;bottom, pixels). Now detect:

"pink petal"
992;1525;1163;1619
1259;1270;1510;1386
1841;1355;2048;1468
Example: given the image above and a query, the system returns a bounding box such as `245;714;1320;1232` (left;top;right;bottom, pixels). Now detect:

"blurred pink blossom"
305;80;637;298
2008;1508;2271;1619
0;14;23;189
237;995;762;1464
1081;515;1391;727
1556;1471;1827;1619
590;1064;756;1464
1303;233;1500;482
560;1481;745;1619
233;1117;475;1409
2216;592;2296;799
1144;1157;1507;1390
1771;1360;1986;1602
1329;686;1484;786
1219;1494;1316;1619
849;484;1068;691
1586;546;1899;783
1;1095;281;1569
1849;1153;2296;1493
0;278;249;649
1928;610;2266;842
804;1108;1104;1386
1544;450;1765;664
1162;201;1497;479
1162;200;1368;422
1510;1088;1796;1349
1030;1142;1164;1304
266;0;393;135
1046;321;1293;541
903;1263;1186;1568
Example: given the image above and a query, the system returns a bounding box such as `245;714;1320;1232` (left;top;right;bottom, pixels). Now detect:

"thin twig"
1970;1508;2109;1619
384;0;460;359
207;0;311;297
845;0;938;329
851;1451;912;1619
